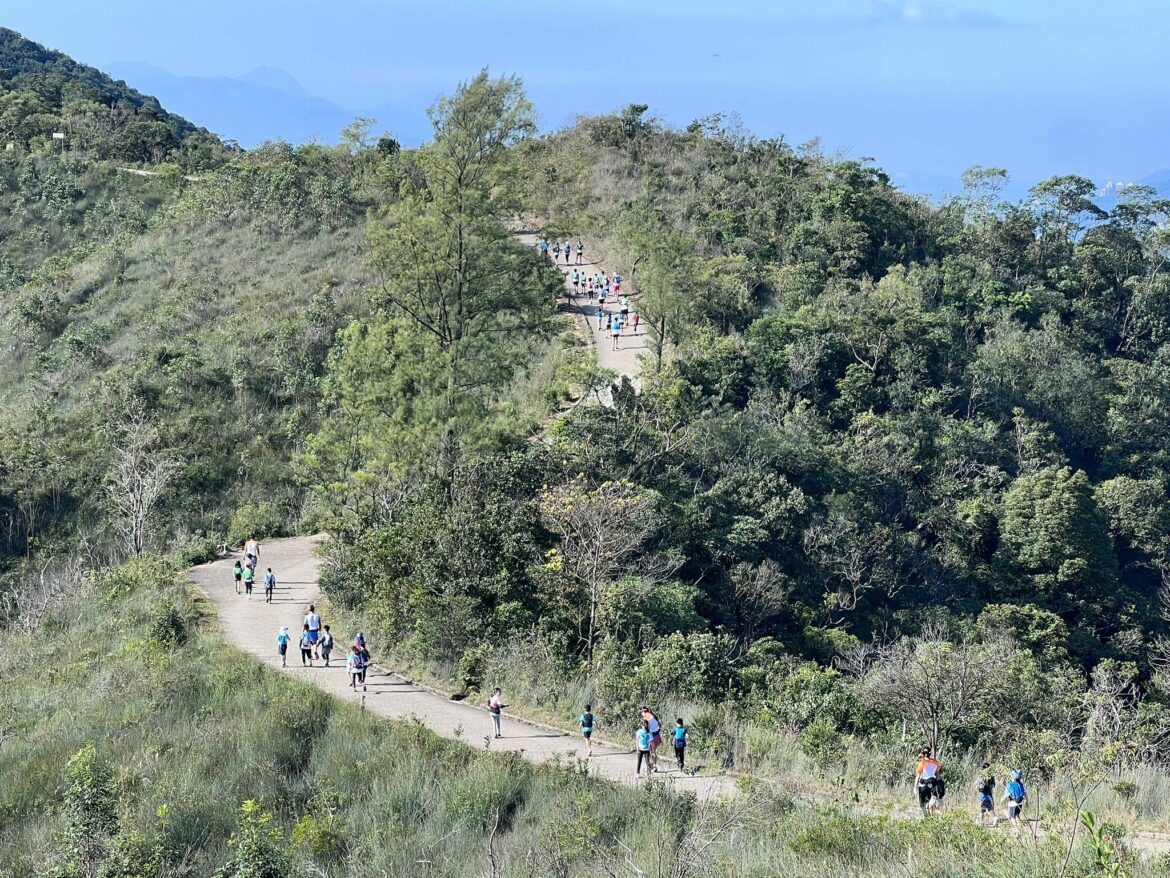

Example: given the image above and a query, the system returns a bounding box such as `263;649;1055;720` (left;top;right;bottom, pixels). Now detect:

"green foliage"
214;801;288;878
227;502;284;549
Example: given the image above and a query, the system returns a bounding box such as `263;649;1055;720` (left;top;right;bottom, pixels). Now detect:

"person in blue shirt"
635;721;652;778
276;626;290;667
976;762;996;826
1002;770;1027;828
597;307;605;330
673;718;689;770
579;704;595;757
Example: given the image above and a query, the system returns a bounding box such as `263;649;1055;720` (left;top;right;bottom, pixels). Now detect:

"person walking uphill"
489;688;507;739
914;748;944;815
263;567;276;603
304;604;321;658
232;560;243;595
579;704;596;757
673;718;688;770
635;721;653;779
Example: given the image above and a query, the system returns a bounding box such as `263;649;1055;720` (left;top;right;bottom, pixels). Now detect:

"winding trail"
189;536;737;797
516;232;647;404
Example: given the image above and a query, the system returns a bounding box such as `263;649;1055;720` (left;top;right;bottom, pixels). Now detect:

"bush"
148;600;189;646
228;501;285;548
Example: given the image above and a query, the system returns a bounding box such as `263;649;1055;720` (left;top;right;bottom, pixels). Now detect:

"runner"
1002;770;1027;830
242;564;255;597
914;748;944;816
244;536;260;569
611;315;622;350
563;240;572;264
579;703;595;757
576;240;584;264
304;604;322;658
976;762;997;827
263;567;276;603
232;559;243;595
632;311;640;334
597;306;605;330
641;706;662;772
586;279;594;303
619;294;629;322
552;241;561;261
348;634;369;691
571;268;580;294
673;718;688;770
299;623;314;667
635;721;653;779
598;284;607;307
276;625;290;667
319;625;334;667
489;688;506;739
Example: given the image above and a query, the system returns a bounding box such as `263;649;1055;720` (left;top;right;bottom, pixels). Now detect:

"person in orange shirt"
914;748;944;815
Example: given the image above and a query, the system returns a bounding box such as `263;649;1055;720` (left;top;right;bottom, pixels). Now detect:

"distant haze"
7;0;1169;198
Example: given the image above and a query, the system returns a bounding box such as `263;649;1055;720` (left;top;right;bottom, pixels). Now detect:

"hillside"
2;42;1170;877
0;27;223;166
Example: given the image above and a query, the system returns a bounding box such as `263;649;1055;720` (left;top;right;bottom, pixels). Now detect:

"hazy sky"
6;0;1167;194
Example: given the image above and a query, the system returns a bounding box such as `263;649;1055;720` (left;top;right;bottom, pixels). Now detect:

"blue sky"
6;0;1168;196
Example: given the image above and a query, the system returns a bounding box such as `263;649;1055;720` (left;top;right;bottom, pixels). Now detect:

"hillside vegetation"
2;28;1170;876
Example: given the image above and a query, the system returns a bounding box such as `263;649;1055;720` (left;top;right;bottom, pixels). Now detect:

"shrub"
214;800;288;878
227;501;285;548
148;600;189;646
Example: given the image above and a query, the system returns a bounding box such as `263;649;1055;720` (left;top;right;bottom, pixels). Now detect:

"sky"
5;0;1168;197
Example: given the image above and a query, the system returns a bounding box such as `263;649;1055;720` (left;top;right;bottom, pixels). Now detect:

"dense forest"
4;25;1170;877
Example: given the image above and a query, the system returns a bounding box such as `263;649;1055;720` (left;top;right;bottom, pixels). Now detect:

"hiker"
276;625;290;667
263;567;276;603
579;703;595;756
1003;770;1027;830
576;240;584;264
563;241;572;264
632;311;640;334
598;284;607;307
242;564;255;597
489;688;506;738
539;237;549;259
611;316;622;350
232;559;243;595
571;268;580;294
976;762;997;826
597;307;605;330
304;604;322;657
552;241;561;261
635;721;653;778
299;623;314;667
348;633;369;691
244;536;260;568
914;748;944;815
673;718;688;770
619;295;629;321
586;279;595;303
641;706;662;772
319;625;334;666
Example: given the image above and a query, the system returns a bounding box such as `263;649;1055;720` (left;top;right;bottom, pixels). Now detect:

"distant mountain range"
105;61;428;149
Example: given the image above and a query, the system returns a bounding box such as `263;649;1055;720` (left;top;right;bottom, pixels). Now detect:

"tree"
366;70;557;466
850;625;1017;754
105;422;176;557
539;475;664;664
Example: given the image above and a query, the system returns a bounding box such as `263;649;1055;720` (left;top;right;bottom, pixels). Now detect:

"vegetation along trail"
190;537;736;797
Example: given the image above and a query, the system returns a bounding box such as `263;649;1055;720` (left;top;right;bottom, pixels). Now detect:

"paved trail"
190;536;737;797
516;233;647;404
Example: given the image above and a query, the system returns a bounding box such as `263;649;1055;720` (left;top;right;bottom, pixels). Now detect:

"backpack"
582;712;594;728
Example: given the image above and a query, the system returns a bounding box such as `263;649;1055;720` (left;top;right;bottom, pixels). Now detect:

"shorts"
582;729;592;739
308;630;319;644
917;780;936;806
979;794;994;812
651;733;662;747
234;573;242;582
1008;802;1022;819
278;643;287;655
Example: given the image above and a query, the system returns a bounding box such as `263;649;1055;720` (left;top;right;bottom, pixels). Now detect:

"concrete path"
189;536;737;797
517;233;648;404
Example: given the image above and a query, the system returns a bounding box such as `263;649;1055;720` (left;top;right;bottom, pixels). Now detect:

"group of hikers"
232;537;276;602
490;691;689;779
274;604;371;691
915;748;1029;827
537;236;639;350
538;236;585;264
